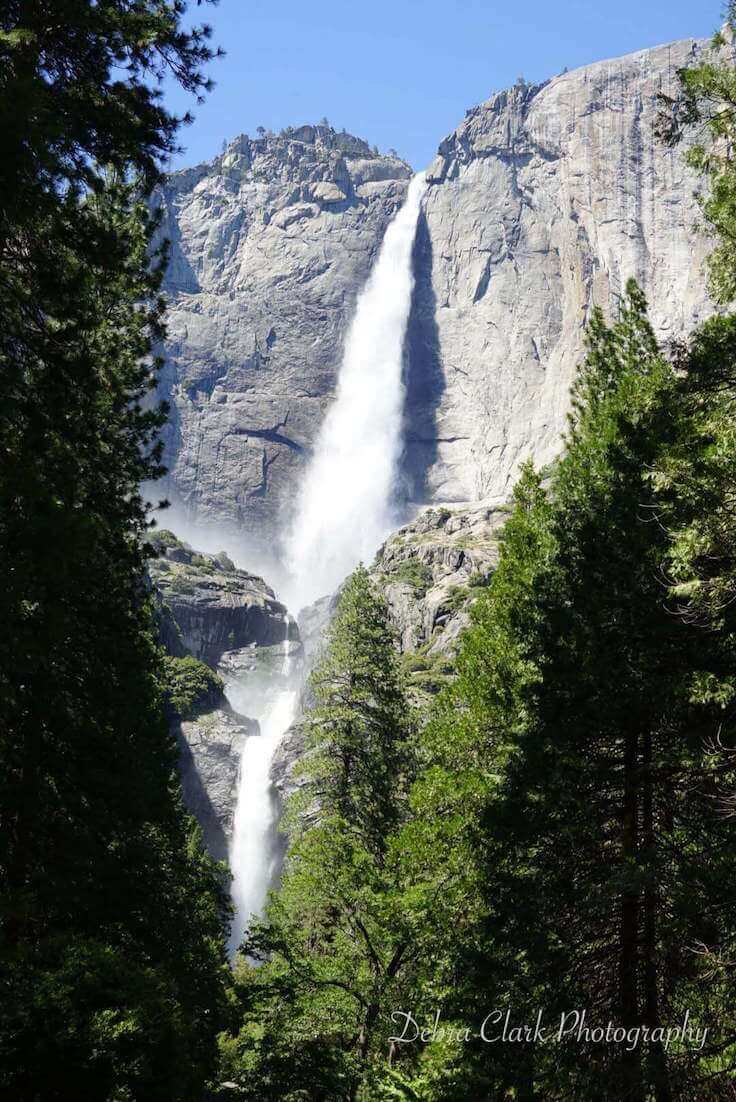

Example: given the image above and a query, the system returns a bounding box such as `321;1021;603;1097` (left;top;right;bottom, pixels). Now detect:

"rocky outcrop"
155;126;412;551
403;38;715;505
272;503;505;797
150;531;303;858
371;505;504;658
176;706;257;862
150;531;296;666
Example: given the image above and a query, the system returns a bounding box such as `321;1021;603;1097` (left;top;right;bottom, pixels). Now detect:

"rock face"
150;533;296;666
371;505;505;659
150;532;303;858
157;41;714;551
403;38;714;505
176;706;257;862
155;126;412;551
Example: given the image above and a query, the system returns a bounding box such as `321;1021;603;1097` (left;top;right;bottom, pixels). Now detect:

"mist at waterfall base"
282;172;428;612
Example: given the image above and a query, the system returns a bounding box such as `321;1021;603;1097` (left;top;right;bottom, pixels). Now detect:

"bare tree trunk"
620;729;643;1100
642;728;671;1102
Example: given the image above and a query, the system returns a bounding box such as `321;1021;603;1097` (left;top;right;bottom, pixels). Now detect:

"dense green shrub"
394;559;433;594
150;528;185;551
162;656;224;719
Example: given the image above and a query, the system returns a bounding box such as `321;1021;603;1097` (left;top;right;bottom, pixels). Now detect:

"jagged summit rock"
168;123;409;202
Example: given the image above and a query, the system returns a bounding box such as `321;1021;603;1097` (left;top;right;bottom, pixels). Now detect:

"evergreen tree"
0;4;232;1098
223;568;420;1100
658;7;736;303
420;286;736;1099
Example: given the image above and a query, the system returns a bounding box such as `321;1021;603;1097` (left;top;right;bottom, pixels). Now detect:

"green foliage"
297;566;417;852
0;3;231;1097
221;568;423;1098
443;584;467;612
658;12;736;302
0;0;220;211
151;528;186;550
401;651;432;675
394;559;433;594
401;648;455;697
163;655;225;719
466;569;491;588
653;314;736;626
415;284;736;1097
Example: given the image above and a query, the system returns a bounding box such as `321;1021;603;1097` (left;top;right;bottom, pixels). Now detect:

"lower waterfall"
227;172;426;952
227;645;299;956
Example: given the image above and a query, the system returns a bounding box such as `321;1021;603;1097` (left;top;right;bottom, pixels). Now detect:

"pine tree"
421;285;736;1099
657;7;736;303
0;4;232;1097
225;568;419;1100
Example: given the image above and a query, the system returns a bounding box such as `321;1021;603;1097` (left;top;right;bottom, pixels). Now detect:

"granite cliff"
155;126;411;553
404;37;714;505
156;38;713;562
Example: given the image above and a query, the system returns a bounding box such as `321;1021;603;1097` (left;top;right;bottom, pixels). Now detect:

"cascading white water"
284;172;427;609
226;173;426;954
227;647;298;955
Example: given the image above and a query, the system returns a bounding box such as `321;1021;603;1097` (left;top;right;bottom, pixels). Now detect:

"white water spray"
227;647;298;955
284;172;427;609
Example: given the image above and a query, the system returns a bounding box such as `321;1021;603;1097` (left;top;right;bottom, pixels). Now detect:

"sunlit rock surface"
403;38;713;505
150;533;294;666
155;126;412;551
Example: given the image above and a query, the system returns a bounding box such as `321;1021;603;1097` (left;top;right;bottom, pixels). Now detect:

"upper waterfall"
283;172;427;609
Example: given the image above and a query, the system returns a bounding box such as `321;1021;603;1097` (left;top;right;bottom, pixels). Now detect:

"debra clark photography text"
389;1010;708;1053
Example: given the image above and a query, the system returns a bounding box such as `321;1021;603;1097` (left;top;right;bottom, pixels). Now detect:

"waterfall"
227;646;298;956
226;173;426;955
284;171;427;609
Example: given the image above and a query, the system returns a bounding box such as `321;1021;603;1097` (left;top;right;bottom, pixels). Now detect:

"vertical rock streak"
284;173;427;609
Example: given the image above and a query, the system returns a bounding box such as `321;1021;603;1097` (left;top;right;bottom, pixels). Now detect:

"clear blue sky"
165;0;719;171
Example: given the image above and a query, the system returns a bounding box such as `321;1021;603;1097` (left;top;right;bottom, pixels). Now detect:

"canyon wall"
155;126;411;552
403;37;714;506
157;38;714;555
